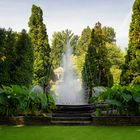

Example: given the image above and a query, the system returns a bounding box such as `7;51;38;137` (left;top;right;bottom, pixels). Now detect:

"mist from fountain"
55;41;87;105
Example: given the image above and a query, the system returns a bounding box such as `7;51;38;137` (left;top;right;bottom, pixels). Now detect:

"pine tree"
28;5;51;85
13;29;34;86
120;0;140;85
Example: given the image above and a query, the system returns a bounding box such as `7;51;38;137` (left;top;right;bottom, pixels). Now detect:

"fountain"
51;40;95;125
31;85;43;94
54;41;87;105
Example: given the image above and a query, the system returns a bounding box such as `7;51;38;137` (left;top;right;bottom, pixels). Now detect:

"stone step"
52;116;91;121
52;113;91;117
56;104;95;111
52;104;94;125
51;120;92;125
54;110;93;114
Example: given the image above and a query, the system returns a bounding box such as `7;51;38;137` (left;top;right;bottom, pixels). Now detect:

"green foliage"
51;29;78;69
73;27;91;78
47;94;57;112
102;27;116;43
95;108;102;116
13;29;34;86
106;43;125;67
82;28;97;99
0;28;17;86
72;54;86;78
0;85;56;116
0;85;30;116
28;5;51;85
0;28;34;87
106;43;124;85
121;0;140;85
75;24;122;91
76;26;91;55
110;66;122;85
91;85;140;115
0;28;6;61
82;22;113;99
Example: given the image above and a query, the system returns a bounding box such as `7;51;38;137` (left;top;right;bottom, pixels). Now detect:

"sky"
0;0;135;50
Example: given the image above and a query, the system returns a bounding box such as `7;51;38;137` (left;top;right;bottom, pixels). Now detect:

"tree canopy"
51;29;79;70
0;28;34;87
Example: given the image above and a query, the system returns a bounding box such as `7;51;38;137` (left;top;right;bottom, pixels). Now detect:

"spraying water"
31;85;43;94
55;41;86;105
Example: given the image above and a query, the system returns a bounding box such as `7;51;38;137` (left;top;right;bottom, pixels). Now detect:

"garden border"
0;116;140;125
0;116;51;125
91;116;140;125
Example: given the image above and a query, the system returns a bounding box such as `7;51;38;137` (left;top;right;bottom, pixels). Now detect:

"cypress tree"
13;29;34;86
94;22;113;87
0;28;6;61
0;28;16;86
82;22;113;99
0;28;7;86
82;28;97;99
120;0;140;85
28;5;51;85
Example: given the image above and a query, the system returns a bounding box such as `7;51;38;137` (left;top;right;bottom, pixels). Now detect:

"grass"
0;125;140;140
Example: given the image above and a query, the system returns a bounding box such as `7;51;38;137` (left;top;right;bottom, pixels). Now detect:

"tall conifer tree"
120;0;140;85
82;22;113;99
82;28;97;99
13;29;34;86
94;22;113;87
0;29;16;86
28;5;51;85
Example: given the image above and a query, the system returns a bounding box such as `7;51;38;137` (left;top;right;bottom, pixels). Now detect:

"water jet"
54;40;87;105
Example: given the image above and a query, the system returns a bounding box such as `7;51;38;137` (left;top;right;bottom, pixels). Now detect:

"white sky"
0;0;135;49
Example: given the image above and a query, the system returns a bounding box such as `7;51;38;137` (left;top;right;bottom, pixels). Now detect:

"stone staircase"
51;104;95;125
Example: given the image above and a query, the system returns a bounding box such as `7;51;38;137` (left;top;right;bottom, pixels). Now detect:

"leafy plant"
90;85;140;116
95;108;102;116
0;85;56;116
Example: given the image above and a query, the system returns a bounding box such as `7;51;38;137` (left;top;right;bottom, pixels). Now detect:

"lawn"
0;125;140;140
